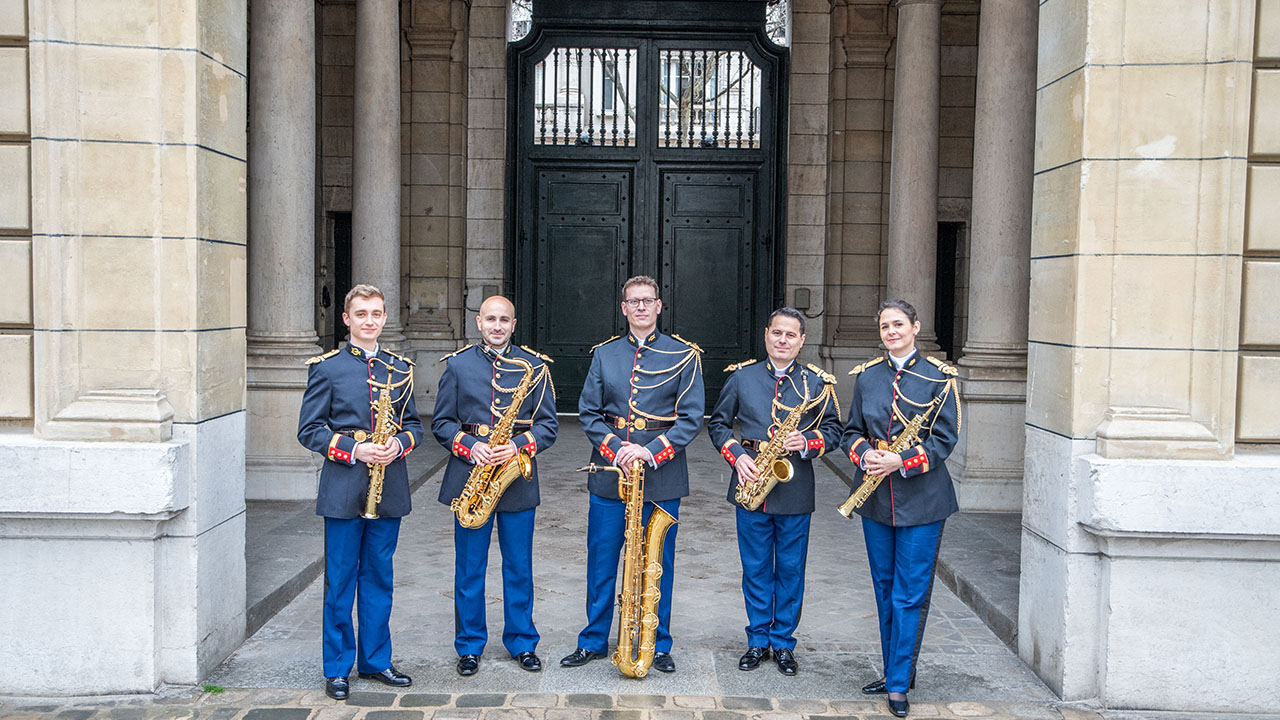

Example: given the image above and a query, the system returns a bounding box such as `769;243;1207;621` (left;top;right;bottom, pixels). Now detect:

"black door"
507;1;789;411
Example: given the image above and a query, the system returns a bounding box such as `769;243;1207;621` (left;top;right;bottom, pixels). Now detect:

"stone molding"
405;27;457;61
837;35;892;68
1095;406;1223;460
40;389;174;443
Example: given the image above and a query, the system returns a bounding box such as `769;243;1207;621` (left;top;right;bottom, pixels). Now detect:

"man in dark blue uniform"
707;308;842;676
298;284;424;701
560;275;704;674
432;295;558;677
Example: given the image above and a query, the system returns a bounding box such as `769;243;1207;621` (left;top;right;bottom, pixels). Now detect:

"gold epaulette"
590;335;620;353
926;355;958;376
439;343;473;362
520;345;554;363
305;349;340;365
385;349;414;366
670;333;703;354
849;356;885;375
724;359;758;373
807;362;837;384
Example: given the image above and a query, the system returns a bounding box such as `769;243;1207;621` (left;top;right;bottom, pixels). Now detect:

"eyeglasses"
623;297;659;308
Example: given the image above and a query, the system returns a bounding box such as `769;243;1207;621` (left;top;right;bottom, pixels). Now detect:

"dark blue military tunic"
297;344;425;519
432;343;559;512
707;359;844;515
578;330;705;501
840;352;961;527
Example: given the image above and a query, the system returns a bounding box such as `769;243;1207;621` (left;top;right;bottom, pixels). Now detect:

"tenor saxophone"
735;381;811;511
837;409;931;517
578;459;677;678
451;356;536;529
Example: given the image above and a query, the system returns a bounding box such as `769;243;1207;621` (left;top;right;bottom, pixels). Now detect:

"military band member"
707;308;842;676
297;284;423;701
432;296;558;676
840;300;961;719
560;275;705;674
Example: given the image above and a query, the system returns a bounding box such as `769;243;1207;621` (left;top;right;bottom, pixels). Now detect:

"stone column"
886;0;941;350
950;0;1036;511
246;0;323;500
352;0;405;347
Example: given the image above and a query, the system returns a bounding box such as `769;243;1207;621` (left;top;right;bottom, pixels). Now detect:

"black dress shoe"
516;651;542;672
324;676;349;701
456;654;480;676
887;696;910;717
774;647;798;676
651;652;675;673
737;645;770;671
560;648;603;667
359;666;412;687
861;678;887;694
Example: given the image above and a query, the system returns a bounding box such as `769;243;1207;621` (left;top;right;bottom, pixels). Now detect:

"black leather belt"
336;428;371;442
461;422;492;437
740;438;768;450
602;412;675;432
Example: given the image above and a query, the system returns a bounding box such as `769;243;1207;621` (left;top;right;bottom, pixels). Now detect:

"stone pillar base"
1020;426;1280;711
0;413;246;694
40;389;174;442
952;352;1027;512
247;341;321;501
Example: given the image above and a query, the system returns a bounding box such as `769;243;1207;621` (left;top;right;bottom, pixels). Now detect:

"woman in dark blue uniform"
840;300;961;718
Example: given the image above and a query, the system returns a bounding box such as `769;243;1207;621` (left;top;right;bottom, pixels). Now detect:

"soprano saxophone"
837;409;931;517
451;356;536;529
360;384;398;520
735;381;812;511
578;459;676;678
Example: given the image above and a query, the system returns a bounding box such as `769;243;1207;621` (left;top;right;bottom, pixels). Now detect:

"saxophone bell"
770;457;794;484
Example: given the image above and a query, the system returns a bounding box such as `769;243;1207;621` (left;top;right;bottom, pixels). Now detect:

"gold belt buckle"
477;424;491;437
354;430;368;442
614;417;626;430
632;417;647;431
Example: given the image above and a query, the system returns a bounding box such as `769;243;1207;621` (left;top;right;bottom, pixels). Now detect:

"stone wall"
0;0;248;693
1019;0;1280;710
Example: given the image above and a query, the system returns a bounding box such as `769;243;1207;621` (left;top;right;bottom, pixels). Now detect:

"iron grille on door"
659;50;762;149
533;47;638;146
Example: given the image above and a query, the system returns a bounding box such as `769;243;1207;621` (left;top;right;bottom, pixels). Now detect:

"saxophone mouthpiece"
577;464;604;473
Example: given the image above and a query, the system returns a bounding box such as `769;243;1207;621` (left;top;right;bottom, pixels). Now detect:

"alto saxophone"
361;379;402;520
451;356;536;529
578;459;677;678
735;381;812;511
837;408;931;517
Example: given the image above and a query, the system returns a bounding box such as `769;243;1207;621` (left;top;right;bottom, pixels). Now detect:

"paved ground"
4;421;1262;719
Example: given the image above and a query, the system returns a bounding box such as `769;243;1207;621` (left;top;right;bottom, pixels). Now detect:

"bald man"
432;296;558;676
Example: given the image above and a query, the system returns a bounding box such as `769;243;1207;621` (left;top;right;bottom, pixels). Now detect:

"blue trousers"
453;507;538;657
861;517;944;694
322;516;402;678
736;507;811;650
577;494;680;654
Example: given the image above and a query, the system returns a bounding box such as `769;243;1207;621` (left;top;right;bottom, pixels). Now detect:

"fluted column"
246;0;323;500
886;0;942;350
950;0;1037;511
352;0;405;347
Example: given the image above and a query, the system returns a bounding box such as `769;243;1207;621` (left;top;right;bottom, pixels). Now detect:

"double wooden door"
506;17;789;411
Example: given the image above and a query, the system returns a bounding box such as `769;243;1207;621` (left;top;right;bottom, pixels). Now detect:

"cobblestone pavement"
3;423;1260;720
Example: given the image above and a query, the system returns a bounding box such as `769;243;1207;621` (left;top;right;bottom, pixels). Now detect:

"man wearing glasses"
560;275;705;674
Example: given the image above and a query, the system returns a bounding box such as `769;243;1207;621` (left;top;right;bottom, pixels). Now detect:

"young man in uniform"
298;284;423;700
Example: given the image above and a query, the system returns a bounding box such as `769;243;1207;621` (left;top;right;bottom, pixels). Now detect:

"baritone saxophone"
578;458;676;678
